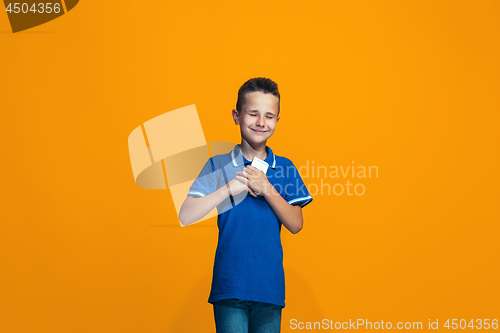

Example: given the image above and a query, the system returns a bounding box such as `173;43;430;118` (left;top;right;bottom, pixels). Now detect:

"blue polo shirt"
187;144;313;308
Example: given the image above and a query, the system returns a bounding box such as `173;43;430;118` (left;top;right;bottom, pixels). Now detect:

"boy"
179;77;313;333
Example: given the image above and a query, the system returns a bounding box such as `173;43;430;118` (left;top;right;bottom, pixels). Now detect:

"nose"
256;115;265;127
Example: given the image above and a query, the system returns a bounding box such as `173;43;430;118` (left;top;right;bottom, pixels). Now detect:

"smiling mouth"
251;128;268;134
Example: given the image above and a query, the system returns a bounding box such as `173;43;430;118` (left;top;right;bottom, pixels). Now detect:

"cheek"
242;117;253;126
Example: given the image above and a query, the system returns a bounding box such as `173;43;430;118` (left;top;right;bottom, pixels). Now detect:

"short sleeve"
187;158;219;198
284;161;313;208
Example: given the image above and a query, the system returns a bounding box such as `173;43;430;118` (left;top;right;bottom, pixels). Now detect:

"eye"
249;113;257;117
266;116;274;119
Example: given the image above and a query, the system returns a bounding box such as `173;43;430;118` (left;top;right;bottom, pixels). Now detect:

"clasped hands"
227;166;273;198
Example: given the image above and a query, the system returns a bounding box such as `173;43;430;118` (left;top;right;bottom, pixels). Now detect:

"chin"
251;136;271;145
242;134;266;145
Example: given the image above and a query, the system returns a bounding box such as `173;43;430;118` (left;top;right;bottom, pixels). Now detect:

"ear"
232;109;240;125
276;115;280;122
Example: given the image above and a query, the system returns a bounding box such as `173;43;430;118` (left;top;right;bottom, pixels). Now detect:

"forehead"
243;92;279;114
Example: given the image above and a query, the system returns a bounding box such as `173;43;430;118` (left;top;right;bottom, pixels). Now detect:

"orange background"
1;1;499;332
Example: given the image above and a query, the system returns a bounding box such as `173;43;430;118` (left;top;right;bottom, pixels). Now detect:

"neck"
239;139;267;161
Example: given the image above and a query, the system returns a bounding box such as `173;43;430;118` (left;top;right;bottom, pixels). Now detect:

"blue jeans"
213;298;283;333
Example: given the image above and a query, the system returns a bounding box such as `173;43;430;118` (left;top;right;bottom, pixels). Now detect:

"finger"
238;170;251;179
246;166;263;176
248;166;261;173
244;166;254;174
251;166;265;176
235;175;248;185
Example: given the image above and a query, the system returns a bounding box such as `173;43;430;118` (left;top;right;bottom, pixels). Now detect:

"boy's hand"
227;178;257;198
236;166;272;196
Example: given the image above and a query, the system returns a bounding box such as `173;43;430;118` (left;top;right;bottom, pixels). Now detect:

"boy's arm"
179;186;229;226
263;186;304;234
236;166;304;234
179;178;256;226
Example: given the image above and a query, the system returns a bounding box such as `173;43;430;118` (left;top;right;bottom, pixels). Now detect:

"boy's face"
232;91;280;146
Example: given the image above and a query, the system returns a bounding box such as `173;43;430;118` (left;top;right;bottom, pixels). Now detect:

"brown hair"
236;77;280;114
